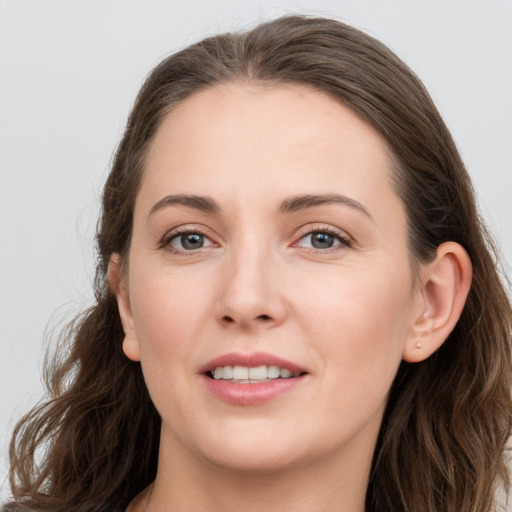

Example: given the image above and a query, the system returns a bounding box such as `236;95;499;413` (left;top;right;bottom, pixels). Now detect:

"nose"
216;243;287;330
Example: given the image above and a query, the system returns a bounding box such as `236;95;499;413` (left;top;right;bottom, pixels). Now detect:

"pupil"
182;233;203;250
312;232;334;249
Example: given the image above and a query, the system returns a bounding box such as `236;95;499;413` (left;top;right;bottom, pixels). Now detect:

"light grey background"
1;0;511;501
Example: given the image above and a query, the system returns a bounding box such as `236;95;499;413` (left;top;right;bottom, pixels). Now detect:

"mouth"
207;364;305;383
200;352;308;404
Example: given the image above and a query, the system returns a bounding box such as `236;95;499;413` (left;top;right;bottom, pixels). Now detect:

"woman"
7;15;511;512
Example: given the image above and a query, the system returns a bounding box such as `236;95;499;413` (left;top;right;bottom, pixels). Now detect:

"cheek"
127;271;208;422
128;266;213;366
126;258;228;404
296;262;413;389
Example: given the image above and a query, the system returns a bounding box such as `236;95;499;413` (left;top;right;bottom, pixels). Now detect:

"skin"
112;83;472;512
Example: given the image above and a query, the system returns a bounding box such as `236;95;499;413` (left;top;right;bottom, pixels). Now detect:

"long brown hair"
8;15;512;512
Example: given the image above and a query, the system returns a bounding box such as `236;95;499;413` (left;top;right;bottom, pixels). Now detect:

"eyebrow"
148;192;371;220
279;193;372;219
149;194;220;217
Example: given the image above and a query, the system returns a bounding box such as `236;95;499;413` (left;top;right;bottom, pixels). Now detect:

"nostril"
221;314;272;324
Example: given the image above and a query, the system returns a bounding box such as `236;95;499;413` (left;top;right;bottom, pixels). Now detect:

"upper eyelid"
162;224;216;240
293;223;352;240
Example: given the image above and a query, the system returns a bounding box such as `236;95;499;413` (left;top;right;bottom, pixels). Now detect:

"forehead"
138;82;404;227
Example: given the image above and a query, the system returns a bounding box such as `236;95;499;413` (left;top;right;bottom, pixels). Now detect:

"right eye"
165;231;216;252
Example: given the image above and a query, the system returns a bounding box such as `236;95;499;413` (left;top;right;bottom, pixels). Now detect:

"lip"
199;351;307;374
199;352;308;406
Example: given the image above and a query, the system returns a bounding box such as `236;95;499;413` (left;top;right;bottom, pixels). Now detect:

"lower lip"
201;375;306;405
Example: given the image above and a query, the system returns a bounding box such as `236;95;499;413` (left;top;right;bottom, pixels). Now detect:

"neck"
140;427;375;512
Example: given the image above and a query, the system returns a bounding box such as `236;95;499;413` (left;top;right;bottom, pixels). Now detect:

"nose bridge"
217;232;286;328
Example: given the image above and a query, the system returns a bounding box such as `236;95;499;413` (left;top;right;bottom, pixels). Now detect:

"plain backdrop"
1;0;511;501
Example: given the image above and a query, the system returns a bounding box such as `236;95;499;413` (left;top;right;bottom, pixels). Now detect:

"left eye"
297;231;347;250
168;232;214;251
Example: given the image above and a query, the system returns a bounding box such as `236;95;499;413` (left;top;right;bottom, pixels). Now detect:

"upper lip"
199;352;307;374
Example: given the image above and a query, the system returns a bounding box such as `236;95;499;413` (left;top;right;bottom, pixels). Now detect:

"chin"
204;446;303;476
191;426;311;475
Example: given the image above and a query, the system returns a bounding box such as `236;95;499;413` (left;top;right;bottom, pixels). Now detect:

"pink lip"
199;352;308;406
199;351;307;374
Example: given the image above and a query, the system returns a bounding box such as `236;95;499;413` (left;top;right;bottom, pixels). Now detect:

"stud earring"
415;340;422;349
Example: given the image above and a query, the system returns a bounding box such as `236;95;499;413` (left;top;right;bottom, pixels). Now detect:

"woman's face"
117;83;424;474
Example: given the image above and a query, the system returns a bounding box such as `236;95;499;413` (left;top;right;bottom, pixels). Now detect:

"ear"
403;242;472;363
108;254;141;362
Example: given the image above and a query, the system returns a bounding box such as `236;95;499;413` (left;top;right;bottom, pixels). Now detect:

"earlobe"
403;242;472;363
108;254;141;362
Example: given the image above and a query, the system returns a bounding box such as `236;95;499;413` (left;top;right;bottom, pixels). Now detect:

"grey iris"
311;232;334;249
181;233;204;250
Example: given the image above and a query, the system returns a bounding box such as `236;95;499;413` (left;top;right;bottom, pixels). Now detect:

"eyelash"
160;228;217;254
294;225;352;252
160;225;352;254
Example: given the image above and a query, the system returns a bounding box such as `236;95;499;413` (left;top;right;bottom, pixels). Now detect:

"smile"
210;365;303;382
201;352;308;405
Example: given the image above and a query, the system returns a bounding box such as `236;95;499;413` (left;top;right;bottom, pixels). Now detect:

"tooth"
280;368;293;378
268;365;280;379
213;365;299;381
248;365;267;380
233;366;249;380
